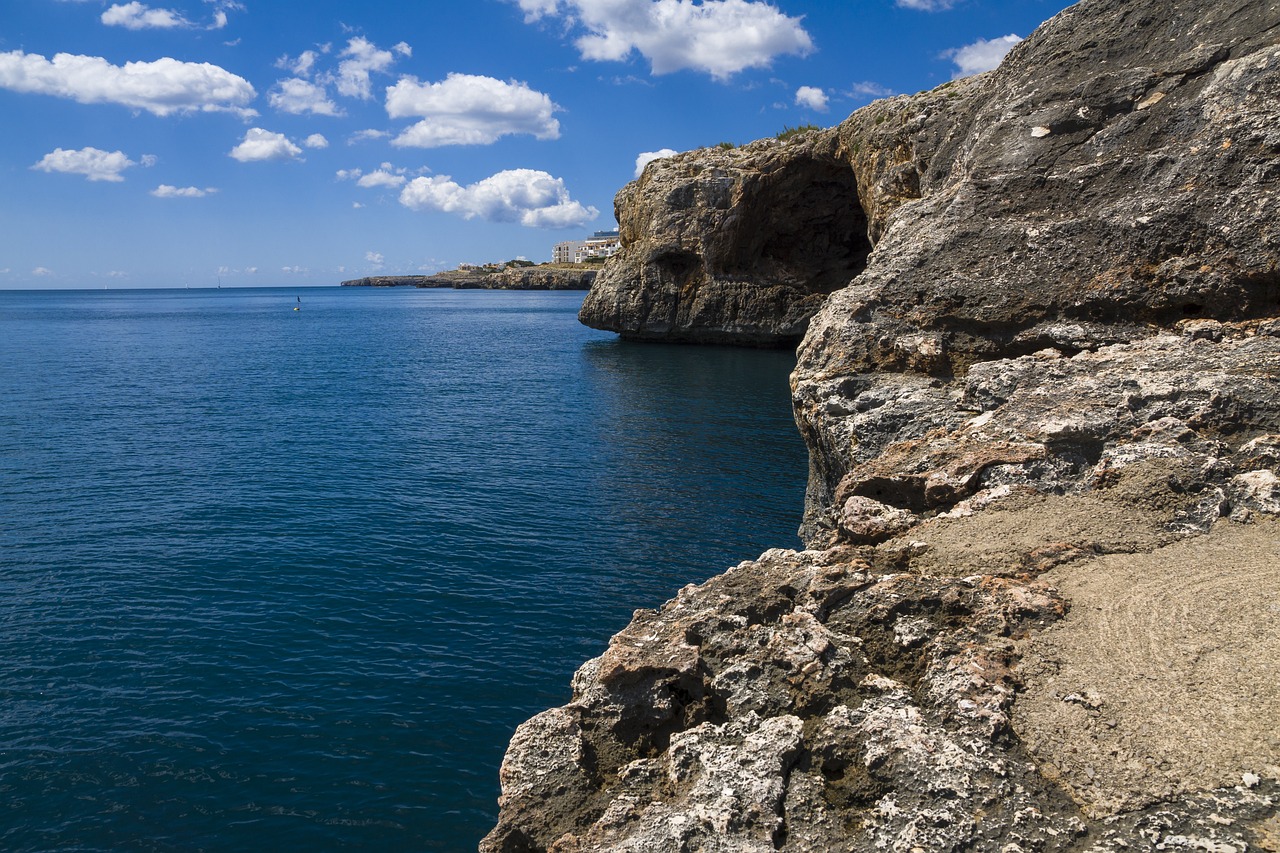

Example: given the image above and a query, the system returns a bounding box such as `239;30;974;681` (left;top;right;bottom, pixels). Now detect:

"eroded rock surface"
578;134;872;345
491;0;1280;848
483;507;1279;851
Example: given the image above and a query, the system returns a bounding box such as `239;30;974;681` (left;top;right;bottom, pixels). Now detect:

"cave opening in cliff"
724;158;870;293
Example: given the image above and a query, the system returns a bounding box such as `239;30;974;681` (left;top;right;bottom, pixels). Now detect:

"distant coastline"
340;262;598;291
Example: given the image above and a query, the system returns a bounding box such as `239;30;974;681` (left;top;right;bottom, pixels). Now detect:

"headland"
484;0;1280;848
340;262;597;291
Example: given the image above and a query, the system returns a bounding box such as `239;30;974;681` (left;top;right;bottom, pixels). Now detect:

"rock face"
578;135;873;345
486;0;1280;849
794;0;1280;537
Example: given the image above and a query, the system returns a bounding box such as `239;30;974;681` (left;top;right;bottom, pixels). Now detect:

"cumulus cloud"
365;251;384;265
151;184;216;197
944;34;1022;78
229;128;303;162
0;49;256;116
386;73;560;148
101;2;188;29
358;169;407;189
517;0;813;79
336;36;410;100
303;133;329;149
794;85;827;111
634;148;677;177
31;146;146;182
270;39;408;117
269;78;342;116
399;168;598;228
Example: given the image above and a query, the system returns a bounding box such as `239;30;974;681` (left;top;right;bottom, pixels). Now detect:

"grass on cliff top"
776;124;821;141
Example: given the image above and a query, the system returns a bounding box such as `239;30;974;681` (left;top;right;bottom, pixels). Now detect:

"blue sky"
1;0;1071;289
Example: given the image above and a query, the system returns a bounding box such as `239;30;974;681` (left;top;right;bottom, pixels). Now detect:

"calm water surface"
0;286;807;851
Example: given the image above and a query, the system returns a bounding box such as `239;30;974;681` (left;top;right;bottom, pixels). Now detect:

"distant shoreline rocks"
340;264;598;291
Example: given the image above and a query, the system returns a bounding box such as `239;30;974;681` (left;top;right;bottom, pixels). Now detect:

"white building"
554;230;621;264
552;240;587;264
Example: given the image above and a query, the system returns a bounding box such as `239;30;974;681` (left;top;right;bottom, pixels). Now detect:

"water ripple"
0;287;806;851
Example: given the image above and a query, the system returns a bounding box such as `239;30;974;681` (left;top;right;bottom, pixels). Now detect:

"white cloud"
207;0;242;29
269;78;342;116
31;146;141;182
518;0;560;21
303;133;329;149
944;34;1022;78
518;0;813;79
101;2;188;30
348;129;390;144
365;251;384;265
33;267;54;277
281;265;308;274
849;80;894;99
399;168;598;228
336;36;408;100
386;73;561;148
0;49;256;116
151;184;216;197
340;163;419;187
635;148;677;177
276;49;323;78
896;0;955;9
229;128;303;162
795;85;828;111
357;169;407;189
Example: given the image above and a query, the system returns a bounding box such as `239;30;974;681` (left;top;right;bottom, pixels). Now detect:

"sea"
0;286;809;851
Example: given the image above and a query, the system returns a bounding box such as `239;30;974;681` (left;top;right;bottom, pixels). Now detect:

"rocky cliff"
486;0;1280;849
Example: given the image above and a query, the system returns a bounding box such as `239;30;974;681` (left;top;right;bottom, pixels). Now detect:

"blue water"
0;287;807;851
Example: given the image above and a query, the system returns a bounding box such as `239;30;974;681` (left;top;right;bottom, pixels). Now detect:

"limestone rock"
491;0;1280;848
578;133;870;345
484;537;1279;851
804;328;1280;545
790;0;1280;538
